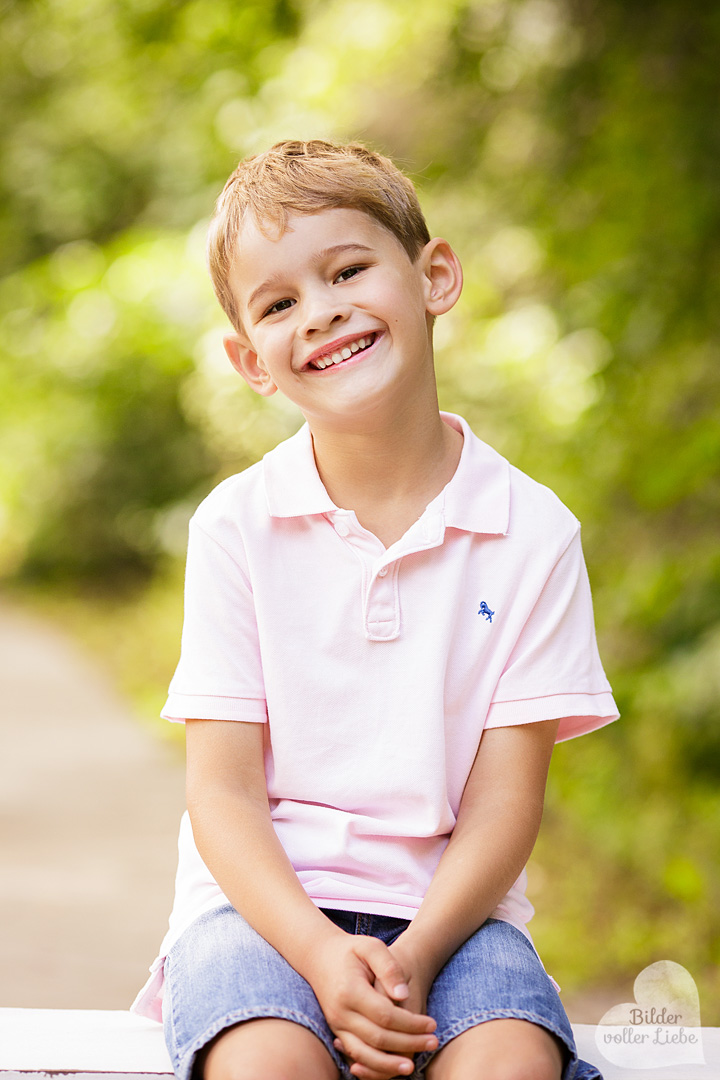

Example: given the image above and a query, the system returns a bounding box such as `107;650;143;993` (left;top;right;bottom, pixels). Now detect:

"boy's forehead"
237;205;394;248
231;207;408;284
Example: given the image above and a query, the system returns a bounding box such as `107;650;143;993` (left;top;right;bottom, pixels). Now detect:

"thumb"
355;937;409;1002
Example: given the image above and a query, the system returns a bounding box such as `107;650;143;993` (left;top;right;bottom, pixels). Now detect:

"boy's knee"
482;1056;563;1080
203;1061;301;1080
198;1018;338;1080
435;1055;562;1080
428;1020;565;1080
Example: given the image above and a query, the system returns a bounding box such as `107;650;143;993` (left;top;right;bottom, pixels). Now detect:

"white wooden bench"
0;1010;171;1080
0;1009;718;1079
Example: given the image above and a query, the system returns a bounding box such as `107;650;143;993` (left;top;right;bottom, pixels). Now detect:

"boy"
133;140;617;1080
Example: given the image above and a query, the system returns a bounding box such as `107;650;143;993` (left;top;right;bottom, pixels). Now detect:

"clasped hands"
309;931;439;1080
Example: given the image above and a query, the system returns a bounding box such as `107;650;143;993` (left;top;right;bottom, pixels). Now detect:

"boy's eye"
263;298;295;317
335;265;364;283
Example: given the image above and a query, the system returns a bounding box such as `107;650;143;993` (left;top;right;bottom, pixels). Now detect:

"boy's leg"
197;1017;339;1080
163;905;348;1080
414;919;597;1080
426;1017;563;1080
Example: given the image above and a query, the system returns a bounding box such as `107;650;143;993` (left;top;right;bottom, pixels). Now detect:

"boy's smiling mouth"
304;332;379;371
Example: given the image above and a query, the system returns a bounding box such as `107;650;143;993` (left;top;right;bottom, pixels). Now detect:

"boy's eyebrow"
246;244;375;311
314;242;375;261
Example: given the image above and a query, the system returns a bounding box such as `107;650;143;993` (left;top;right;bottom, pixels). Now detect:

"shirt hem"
161;694;268;723
485;691;619;741
310;895;422;920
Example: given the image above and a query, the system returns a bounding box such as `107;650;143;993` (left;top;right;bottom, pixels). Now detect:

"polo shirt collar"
263;413;509;536
439;413;510;536
263;423;337;518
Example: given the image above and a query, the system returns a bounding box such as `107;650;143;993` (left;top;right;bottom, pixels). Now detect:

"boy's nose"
298;291;351;337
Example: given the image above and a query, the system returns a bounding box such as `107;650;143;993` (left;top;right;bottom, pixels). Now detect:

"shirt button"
335;522;349;537
378;566;388;577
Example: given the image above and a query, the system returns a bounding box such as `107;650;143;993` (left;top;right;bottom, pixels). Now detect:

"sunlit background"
1;0;718;1019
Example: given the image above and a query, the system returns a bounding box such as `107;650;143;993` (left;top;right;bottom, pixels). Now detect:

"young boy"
133;140;618;1080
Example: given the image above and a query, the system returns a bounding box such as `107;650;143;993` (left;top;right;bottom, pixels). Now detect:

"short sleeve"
485;528;618;742
161;518;268;723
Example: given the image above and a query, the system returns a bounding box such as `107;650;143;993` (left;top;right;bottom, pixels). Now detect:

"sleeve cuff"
485;691;619;742
161;693;268;723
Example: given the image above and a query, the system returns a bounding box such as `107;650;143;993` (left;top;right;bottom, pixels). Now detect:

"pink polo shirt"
132;412;618;1020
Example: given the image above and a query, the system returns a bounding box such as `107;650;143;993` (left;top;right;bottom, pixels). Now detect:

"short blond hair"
207;139;431;331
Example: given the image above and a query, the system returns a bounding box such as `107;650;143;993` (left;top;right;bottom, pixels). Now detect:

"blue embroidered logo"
478;601;495;623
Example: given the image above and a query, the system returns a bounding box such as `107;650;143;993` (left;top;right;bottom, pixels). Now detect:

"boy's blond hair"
207;139;431;332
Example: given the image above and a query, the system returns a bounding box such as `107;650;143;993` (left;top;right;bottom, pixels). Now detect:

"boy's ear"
421;238;463;317
223;333;277;397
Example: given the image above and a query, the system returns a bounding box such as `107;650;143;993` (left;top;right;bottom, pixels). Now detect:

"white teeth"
311;334;374;369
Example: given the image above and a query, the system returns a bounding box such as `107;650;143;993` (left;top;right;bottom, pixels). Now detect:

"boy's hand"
338;933;438;1078
385;933;436;1019
308;932;438;1080
338;932;440;1079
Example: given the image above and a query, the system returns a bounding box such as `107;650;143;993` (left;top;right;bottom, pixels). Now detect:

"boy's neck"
309;401;463;549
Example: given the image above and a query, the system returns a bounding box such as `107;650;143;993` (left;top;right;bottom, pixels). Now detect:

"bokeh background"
1;0;718;1021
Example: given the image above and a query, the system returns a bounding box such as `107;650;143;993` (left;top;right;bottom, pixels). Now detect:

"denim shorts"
163;904;603;1080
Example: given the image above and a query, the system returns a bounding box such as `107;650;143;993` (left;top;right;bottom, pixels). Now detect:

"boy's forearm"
185;719;346;979
398;718;560;982
187;785;345;978
398;790;544;981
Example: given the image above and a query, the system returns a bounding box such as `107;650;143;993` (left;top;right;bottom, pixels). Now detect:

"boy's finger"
356;937;410;1001
335;1037;412;1080
338;1006;438;1055
349;1062;410;1080
347;981;436;1036
334;1029;415;1078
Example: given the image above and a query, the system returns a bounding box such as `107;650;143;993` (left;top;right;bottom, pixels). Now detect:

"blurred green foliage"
2;0;718;1018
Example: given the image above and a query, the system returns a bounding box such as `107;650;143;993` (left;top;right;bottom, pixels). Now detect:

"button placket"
328;511;444;642
364;559;401;641
361;515;445;641
328;512;382;636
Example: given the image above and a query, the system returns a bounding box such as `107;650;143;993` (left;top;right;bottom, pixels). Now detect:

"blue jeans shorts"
162;904;603;1080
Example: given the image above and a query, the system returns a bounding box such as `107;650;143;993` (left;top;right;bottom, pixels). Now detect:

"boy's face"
223;207;457;431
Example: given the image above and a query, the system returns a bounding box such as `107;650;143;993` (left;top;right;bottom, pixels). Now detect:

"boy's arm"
385;717;561;1013
185;719;437;1079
